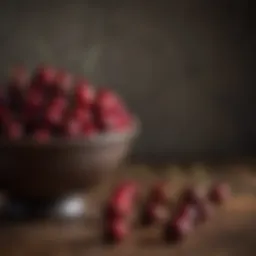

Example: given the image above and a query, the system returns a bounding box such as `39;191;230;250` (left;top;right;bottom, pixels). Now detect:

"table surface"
0;194;255;256
0;166;255;256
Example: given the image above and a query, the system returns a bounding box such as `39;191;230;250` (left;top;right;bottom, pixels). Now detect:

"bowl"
0;123;139;199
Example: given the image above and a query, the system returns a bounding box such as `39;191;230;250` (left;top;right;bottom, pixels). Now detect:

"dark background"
0;0;254;161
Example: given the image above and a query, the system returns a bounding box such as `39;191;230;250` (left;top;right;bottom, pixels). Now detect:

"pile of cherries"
0;65;134;142
102;181;231;244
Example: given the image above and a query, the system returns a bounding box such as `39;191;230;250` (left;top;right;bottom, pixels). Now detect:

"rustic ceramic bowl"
0;123;139;199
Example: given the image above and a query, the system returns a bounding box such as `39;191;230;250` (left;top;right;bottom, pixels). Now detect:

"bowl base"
0;194;87;221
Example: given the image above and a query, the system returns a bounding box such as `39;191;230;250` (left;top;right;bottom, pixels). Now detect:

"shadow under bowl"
0;127;138;199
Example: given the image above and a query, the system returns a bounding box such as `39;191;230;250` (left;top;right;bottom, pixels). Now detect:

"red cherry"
23;89;44;122
72;107;93;125
195;201;213;225
178;186;203;206
99;114;120;131
23;106;39;125
139;182;169;226
163;217;193;243
120;181;139;204
64;118;82;137
141;202;168;226
45;97;67;126
74;80;95;106
82;122;98;137
111;104;131;119
95;89;121;109
111;219;128;241
113;116;132;131
109;182;138;218
103;218;129;243
93;90;132;132
110;192;132;218
25;88;44;108
173;212;194;234
49;96;68;111
173;203;198;222
33;129;51;143
114;181;138;200
45;106;63;126
208;182;231;205
164;204;195;243
96;108;132;132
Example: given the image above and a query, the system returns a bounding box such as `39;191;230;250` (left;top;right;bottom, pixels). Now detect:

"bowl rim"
0;119;140;148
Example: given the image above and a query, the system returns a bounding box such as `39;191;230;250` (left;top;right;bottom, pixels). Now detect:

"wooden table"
0;195;255;256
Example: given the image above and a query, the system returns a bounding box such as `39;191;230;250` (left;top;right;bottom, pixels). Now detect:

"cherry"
140;182;170;227
195;201;213;225
64;117;82;137
45;107;63;127
163;218;193;243
72;107;93;125
82;122;98;137
25;88;44;108
178;186;203;206
163;204;195;243
106;181;138;220
49;96;68;111
103;218;129;244
140;201;168;227
208;182;231;205
74;80;95;107
23;89;45;126
95;88;122;110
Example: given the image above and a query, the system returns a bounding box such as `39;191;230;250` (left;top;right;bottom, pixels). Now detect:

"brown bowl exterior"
0;128;138;199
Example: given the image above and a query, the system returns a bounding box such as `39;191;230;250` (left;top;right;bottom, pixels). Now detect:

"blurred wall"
0;0;254;160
